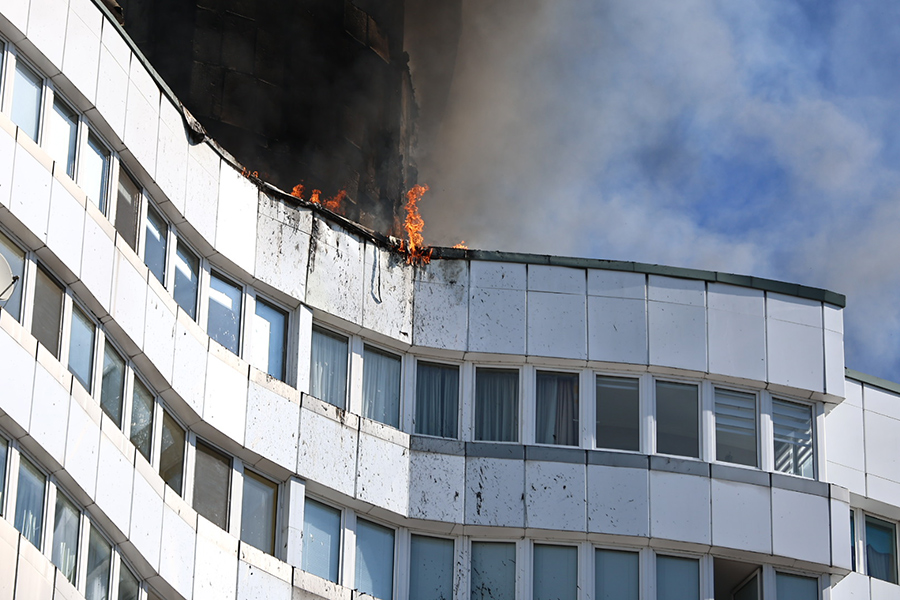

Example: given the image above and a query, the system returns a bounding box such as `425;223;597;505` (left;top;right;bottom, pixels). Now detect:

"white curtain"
595;550;639;600
310;327;349;409
471;542;516;600
535;372;579;446
475;369;519;442
656;556;699;600
355;519;395;600
409;535;454;600
415;363;459;437
533;545;577;600
362;346;401;428
15;458;45;547
302;498;342;583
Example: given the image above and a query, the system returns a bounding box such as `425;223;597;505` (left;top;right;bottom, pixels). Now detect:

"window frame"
413;357;462;439
6;50;46;143
652;376;702;459
771;396;817;479
205;268;246;356
473;365;522;443
354;515;397;600
594;371;643;454
712;385;760;468
533;367;581;448
240;467;281;557
247;291;292;384
361;341;404;429
302;494;345;584
310;323;351;410
863;513;899;584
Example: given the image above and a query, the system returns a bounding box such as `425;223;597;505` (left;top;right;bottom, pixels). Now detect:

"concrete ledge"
650;455;710;477
465;442;525;460
771;473;829;497
587;450;649;469
525;445;586;465
410;435;465;455
711;463;770;487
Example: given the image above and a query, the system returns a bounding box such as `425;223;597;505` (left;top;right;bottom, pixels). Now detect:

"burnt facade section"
120;0;416;233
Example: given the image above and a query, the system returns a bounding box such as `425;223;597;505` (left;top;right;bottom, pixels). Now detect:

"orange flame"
291;184;305;199
452;241;468;249
310;189;322;204
323;190;346;212
402;184;431;265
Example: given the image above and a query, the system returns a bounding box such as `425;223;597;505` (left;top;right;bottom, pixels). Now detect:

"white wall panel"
193;518;238;600
825;397;865;472
825;328;846;398
465;457;525;527
649;471;710;544
408;451;465;523
831;572;870;600
62;397;99;498
412;260;469;352
587;270;645;299
14;540;53;600
766;318;825;393
172;316;208;416
61;5;100;105
215;165;257;274
245;380;300;471
864;385;900;421
470;261;526;290
528;265;585;294
254;196;311;301
586;465;649;536
46;179;85;280
129;467;164;571
11;143;51;242
112;250;147;349
648;302;707;372
710;479;771;554
94;42;128;140
29;363;70;464
867;474;900;511
770;488;830;565
0;124;14;208
123;79;159;178
525;461;586;531
26;0;68;72
159;503;196;599
184;141;220;242
527;291;586;360
648;275;705;306
826;462;865;497
707;284;766;381
154;99;189;211
0;327;36;429
203;350;248;444
587;296;647;364
863;410;900;487
362;243;413;343
296;408;358;498
468;287;526;355
869;575;900;600
0;518;16;600
0;0;29;38
79;206;115;311
305;219;363;324
237;561;292;600
831;495;852;571
94;431;134;535
768;293;822;327
356;430;410;515
142;283;177;383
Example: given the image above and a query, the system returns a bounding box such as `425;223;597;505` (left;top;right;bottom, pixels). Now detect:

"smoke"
409;0;900;381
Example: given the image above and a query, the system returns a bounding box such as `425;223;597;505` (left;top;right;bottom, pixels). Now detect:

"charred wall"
119;0;415;233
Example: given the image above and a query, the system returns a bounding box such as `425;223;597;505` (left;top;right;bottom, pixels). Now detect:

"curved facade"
0;1;894;599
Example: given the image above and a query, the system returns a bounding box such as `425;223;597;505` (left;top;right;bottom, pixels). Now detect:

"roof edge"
845;368;900;395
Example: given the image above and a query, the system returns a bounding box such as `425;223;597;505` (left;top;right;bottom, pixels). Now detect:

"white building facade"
0;0;894;599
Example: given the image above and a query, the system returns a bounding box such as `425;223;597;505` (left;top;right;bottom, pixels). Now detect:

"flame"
310;189;322;204
452;241;468;249
402;184;431;265
323;190;346;212
290;184;346;214
241;168;259;179
291;184;304;199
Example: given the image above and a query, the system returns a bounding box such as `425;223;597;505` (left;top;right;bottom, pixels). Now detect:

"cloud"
412;0;900;381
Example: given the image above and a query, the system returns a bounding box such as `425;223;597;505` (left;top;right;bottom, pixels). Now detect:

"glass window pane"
32;267;64;358
45;98;78;178
471;541;515;600
15;456;45;548
773;399;814;478
656;381;699;458
534;544;577;600
85;526;111;600
52;493;80;583
415;362;459;438
115;169;141;250
100;343;125;427
192;441;231;530
208;272;242;354
362;346;401;428
0;230;25;322
144;204;168;284
596;376;640;451
715;389;757;466
80;134;110;212
475;368;519;442
0;437;6;516
596;549;639;600
302;498;341;582
535;371;579;446
310;326;348;409
656;555;699;600
12;61;42;141
851;509;856;572
160;411;185;495
866;516;897;583
118;560;140;600
241;471;277;555
356;519;394;600
775;572;818;599
734;574;759;600
252;299;287;381
130;378;154;461
68;306;95;392
173;240;199;319
410;535;454;600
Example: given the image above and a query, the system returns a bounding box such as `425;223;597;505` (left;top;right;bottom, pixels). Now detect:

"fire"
291;184;346;214
291;184;304;199
323;190;346;212
309;189;321;204
402;184;432;265
452;241;468;249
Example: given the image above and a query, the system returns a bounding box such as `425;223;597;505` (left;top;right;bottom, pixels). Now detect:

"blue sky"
417;0;900;382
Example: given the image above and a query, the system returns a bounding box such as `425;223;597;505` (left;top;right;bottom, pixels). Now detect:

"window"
656;381;699;458
851;509;856;572
0;437;6;515
15;455;45;547
68;305;95;391
240;471;278;555
310;326;348;409
656;555;699;600
409;535;454;600
596;549;639;600
159;411;185;495
192;441;231;529
144;204;168;284
474;368;519;442
0;230;25;322
208;272;242;353
714;389;757;467
362;345;401;428
866;516;897;583
596;376;640;452
173;240;200;319
535;371;579;446
80;133;110;211
772;399;814;478
118;560;140;600
32;266;64;358
302;498;341;582
11;60;42;141
85;525;112;600
355;519;394;600
100;343;126;427
52;493;80;584
415;362;459;438
115;169;142;251
45;97;78;178
534;544;577;600
130;378;154;461
775;573;818;599
251;299;287;381
471;541;516;600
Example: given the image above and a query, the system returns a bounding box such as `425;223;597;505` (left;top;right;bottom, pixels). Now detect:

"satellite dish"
0;254;18;302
